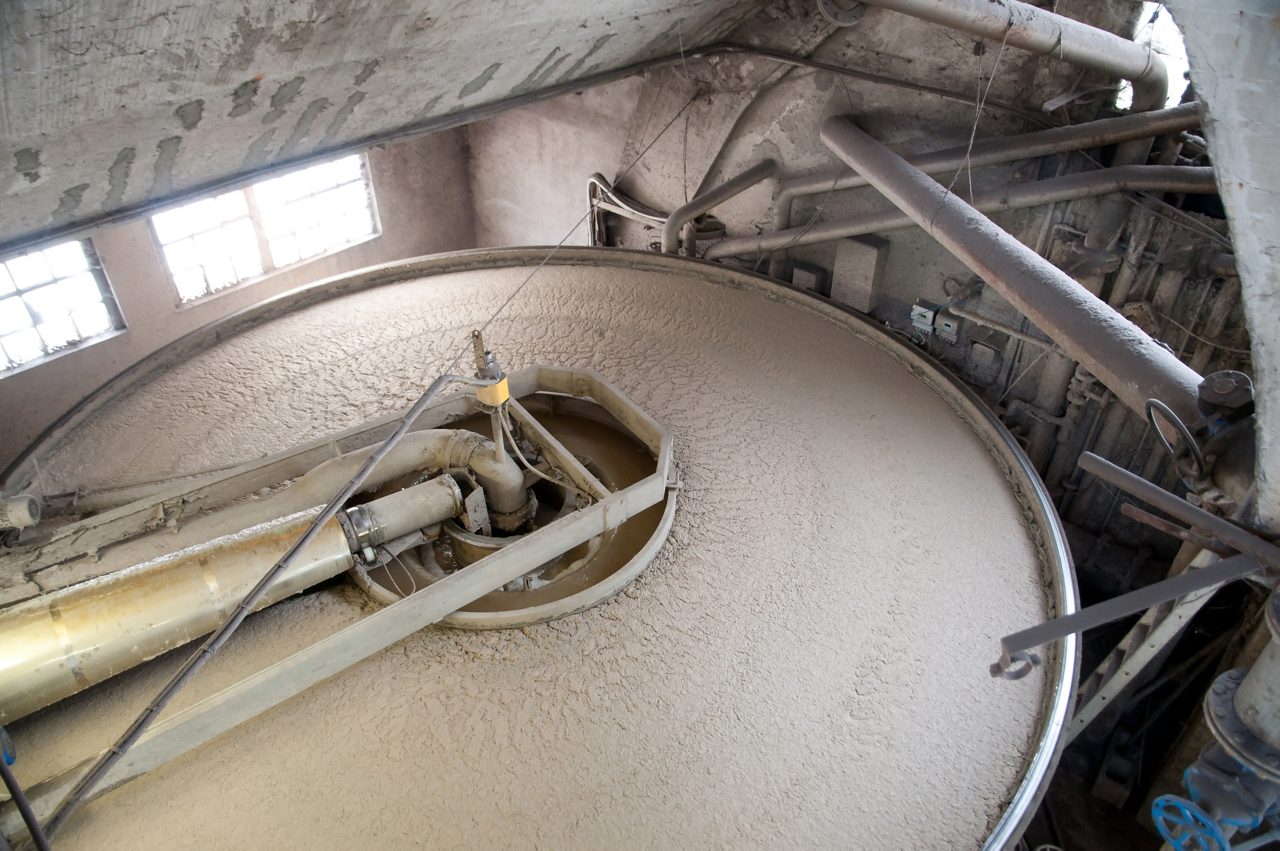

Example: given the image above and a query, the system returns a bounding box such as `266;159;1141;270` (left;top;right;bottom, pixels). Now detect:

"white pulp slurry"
20;265;1052;848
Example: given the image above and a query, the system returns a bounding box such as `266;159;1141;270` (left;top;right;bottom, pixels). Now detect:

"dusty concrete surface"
0;0;759;250
1166;0;1280;528
467;77;643;247
16;262;1052;848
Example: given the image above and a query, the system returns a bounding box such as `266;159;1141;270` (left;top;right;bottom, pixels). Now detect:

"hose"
0;739;50;851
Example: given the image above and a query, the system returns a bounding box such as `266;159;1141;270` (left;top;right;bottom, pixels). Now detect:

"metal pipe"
62;428;529;586
0;757;49;851
44;372;490;837
1235;596;1280;748
770;101;1200;244
660;160;777;254
0;512;354;724
946;304;1054;350
0;476;464;724
706;165;1216;261
819;116;1202;421
857;0;1169;261
1077;452;1280;570
858;0;1167;110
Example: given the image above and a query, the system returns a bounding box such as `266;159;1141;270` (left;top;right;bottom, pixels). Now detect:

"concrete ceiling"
0;0;759;252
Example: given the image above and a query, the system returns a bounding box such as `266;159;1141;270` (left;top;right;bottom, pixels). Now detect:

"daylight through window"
0;240;123;373
151;154;378;303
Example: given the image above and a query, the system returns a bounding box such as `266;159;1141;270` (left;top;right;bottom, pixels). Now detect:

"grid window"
254;155;377;268
150;154;378;303
0;240;123;373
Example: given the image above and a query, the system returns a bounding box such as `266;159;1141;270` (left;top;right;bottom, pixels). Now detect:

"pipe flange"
490;492;538;533
1204;669;1280;783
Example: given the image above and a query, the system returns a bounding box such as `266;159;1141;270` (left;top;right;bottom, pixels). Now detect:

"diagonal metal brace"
991;553;1262;679
992;450;1280;680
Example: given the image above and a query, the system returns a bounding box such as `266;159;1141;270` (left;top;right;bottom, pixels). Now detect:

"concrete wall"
0;129;475;473
0;0;759;251
466;77;644;247
1167;0;1280;528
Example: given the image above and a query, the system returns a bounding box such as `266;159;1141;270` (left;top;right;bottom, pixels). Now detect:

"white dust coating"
21;265;1052;848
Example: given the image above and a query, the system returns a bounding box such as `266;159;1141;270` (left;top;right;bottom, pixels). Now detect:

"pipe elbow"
452;433;529;518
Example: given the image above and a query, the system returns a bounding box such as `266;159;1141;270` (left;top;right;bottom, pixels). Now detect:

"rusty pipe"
819;116;1202;422
0;476;463;722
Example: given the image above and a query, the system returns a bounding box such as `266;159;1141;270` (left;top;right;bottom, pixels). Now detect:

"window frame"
148;153;382;307
0;239;126;376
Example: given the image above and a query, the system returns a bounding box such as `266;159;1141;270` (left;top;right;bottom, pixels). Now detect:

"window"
0;240;123;373
151;154;379;303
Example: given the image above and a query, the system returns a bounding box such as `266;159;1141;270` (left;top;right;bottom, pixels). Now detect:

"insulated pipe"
705;165;1217;260
661;159;777;254
768;102;1201;267
819;116;1202;421
0;476;464;723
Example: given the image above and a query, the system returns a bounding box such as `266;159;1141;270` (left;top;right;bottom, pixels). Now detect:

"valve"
1152;795;1230;851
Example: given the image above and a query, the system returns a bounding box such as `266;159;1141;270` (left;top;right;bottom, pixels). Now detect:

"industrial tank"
8;248;1076;849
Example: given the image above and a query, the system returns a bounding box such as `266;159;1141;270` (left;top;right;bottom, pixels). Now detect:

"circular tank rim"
4;246;1078;847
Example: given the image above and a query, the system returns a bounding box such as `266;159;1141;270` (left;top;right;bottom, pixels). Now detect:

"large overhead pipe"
819;116;1202;422
857;0;1170;258
0;475;464;722
661;159;778;254
765;103;1202;275
707;164;1216;260
858;0;1168;110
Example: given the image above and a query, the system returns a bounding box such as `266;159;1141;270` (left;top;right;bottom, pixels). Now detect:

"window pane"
7;253;54;289
251;154;378;271
37;315;78;350
72;302;113;338
0;297;29;335
214;191;248;222
330;155;363;184
152;191;263;302
2;328;43;366
23;284;73;324
172;268;207;302
43;241;89;278
0;239;122;372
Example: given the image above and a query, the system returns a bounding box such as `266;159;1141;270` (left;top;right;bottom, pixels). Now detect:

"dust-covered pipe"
661;160;777;254
819;116;1202;421
706;165;1216;260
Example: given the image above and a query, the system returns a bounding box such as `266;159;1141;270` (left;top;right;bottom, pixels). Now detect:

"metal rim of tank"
2;246;1078;848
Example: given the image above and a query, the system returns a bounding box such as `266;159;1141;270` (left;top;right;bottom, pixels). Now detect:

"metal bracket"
993;450;1280;679
991;553;1261;678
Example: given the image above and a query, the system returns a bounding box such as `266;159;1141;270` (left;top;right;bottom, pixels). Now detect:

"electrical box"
910;300;940;333
937;315;960;343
